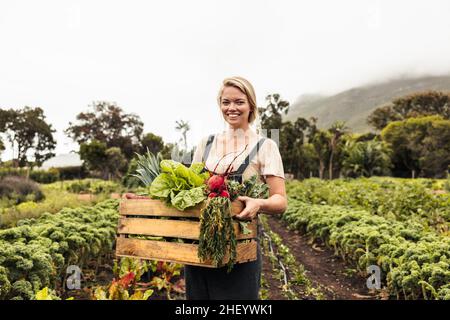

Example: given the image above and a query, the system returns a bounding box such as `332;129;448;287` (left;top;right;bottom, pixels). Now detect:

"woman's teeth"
227;113;240;119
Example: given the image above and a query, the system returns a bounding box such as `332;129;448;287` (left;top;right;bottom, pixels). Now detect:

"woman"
185;76;288;300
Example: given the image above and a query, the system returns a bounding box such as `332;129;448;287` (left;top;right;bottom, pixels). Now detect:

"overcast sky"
1;0;450;160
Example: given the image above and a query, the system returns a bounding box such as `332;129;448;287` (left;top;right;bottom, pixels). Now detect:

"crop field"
1;177;448;300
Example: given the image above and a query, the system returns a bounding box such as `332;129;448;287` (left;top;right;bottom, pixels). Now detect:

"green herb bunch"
198;196;237;272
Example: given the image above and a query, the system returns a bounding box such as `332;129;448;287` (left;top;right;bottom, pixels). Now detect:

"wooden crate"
115;198;258;267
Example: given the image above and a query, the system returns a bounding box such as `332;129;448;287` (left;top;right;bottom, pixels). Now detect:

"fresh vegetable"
219;190;230;198
149;160;209;211
207;175;225;193
131;149;163;186
283;197;450;300
0;199;119;300
198;196;237;271
93;271;154;300
197;145;269;271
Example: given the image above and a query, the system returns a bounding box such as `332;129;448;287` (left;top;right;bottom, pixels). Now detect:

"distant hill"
285;75;450;133
40;153;82;170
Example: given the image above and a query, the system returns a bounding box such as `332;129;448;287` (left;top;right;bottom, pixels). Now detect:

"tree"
354;132;379;142
381;115;450;178
1;107;56;167
0;109;13;131
258;94;290;130
104;147;128;180
418;118;450;177
327;121;349;179
79;140;128;180
0;138;5;162
342;140;392;177
298;143;320;178
311;129;331;179
175;120;190;151
367;106;402;131
368;91;450;131
278;117;312;178
160;143;175;160
79;140;107;174
141;132;164;155
65;101;144;159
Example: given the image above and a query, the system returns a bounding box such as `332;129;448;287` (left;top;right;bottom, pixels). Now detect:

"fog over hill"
285;75;450;133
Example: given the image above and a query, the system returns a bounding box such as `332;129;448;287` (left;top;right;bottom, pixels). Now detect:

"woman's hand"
235;196;263;220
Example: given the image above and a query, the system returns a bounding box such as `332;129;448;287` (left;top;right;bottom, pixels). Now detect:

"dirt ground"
263;214;380;300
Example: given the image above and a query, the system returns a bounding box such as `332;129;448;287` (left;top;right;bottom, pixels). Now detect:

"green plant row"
45;179;122;195
0;199;119;300
282;199;450;300
287;178;450;233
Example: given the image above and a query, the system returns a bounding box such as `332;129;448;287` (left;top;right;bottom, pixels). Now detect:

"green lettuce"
171;187;205;211
148;173;175;198
149;160;209;210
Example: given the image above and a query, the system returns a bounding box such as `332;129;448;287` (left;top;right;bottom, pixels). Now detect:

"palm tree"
311;129;331;180
328;121;349;179
175;120;190;151
342;140;392;177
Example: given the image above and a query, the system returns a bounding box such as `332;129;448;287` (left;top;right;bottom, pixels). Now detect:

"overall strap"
233;137;267;177
202;134;215;163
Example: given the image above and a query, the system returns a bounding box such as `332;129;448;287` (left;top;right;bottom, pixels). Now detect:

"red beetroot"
219;190;230;198
207;175;225;192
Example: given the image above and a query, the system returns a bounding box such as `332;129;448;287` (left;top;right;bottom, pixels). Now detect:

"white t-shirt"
192;130;285;183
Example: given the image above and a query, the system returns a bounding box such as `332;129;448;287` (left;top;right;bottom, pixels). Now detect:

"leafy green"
171;187;205;211
149;160;209;210
131;150;163;187
0;199;119;300
149;173;176;198
283;195;450;300
189;162;206;175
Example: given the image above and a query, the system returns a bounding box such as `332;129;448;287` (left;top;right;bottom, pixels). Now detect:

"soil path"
263;214;379;300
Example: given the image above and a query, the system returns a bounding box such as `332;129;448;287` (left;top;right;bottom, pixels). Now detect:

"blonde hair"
217;76;259;124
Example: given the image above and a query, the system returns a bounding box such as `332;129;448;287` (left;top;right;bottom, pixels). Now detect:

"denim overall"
184;134;266;300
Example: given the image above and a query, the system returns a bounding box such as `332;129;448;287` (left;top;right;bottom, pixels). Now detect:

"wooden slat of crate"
118;217;257;240
119;198;244;218
116;238;257;267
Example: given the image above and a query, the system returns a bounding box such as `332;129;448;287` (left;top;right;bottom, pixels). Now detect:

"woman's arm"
235;175;287;220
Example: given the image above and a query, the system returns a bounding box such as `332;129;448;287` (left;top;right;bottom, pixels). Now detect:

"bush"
54;166;87;180
29;168;59;184
0;168;59;184
0;168;26;179
63;179;121;195
0;176;44;205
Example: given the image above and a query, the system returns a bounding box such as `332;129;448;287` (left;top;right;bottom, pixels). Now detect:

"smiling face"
220;86;252;130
